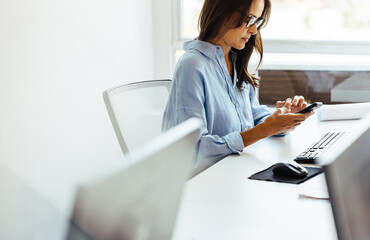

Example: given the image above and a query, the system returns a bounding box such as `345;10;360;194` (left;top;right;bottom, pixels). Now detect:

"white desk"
0;115;359;239
173;116;358;240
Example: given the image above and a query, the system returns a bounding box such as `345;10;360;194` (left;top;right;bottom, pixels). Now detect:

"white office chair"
103;79;172;156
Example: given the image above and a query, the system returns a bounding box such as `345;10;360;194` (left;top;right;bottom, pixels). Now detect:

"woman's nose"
248;24;258;35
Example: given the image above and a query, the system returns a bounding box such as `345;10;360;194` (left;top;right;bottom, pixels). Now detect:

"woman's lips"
241;37;249;42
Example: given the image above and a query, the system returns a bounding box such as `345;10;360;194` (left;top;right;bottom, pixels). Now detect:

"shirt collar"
183;39;219;59
184;39;237;64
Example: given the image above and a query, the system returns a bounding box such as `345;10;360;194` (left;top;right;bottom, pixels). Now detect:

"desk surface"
0;115;359;240
173;116;358;240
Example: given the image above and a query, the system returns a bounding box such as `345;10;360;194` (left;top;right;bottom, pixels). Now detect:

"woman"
162;0;313;170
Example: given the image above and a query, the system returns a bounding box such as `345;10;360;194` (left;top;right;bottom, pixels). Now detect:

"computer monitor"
67;118;201;240
319;113;370;240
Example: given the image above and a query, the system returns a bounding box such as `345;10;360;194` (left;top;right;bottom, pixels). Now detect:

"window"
175;0;370;55
171;0;370;105
179;0;203;40
264;0;370;42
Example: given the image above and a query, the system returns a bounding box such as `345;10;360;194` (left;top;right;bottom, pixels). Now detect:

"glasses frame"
236;10;265;30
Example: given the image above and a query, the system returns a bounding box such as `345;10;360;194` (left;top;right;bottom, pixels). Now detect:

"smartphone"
297;102;323;114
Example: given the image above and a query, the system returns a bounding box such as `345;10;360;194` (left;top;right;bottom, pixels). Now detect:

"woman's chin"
234;43;246;50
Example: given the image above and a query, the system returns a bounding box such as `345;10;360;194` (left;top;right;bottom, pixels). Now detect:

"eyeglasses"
236;10;265;30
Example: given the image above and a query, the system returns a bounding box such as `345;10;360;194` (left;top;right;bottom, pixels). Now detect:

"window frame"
172;0;370;72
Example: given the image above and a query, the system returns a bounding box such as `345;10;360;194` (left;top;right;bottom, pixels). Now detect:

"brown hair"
198;0;271;90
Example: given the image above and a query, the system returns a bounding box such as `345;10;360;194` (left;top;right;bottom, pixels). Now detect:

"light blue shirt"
162;39;272;168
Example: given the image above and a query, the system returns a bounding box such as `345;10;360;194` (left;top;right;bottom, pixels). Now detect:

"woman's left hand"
276;96;308;114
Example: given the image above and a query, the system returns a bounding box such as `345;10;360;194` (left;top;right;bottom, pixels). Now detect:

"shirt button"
235;103;239;107
244;128;247;131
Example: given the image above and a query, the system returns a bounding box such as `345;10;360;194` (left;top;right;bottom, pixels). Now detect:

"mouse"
272;162;308;178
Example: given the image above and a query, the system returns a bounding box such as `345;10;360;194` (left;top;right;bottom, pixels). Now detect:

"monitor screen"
68;118;201;240
320;114;370;240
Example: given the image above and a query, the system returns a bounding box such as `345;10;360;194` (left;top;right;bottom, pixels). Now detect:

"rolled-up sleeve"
175;108;244;166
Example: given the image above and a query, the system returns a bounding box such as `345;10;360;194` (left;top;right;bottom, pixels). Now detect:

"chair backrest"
103;80;172;156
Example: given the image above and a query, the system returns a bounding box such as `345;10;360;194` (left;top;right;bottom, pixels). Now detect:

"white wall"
152;0;172;79
0;0;153;213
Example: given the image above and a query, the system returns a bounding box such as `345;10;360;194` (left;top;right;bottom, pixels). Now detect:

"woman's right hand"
262;99;313;136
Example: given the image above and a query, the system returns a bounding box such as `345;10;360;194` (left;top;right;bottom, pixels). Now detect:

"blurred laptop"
318;113;370;240
67;118;201;240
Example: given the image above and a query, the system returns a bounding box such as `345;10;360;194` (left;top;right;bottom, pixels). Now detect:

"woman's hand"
239;97;314;147
262;99;314;136
276;96;308;113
